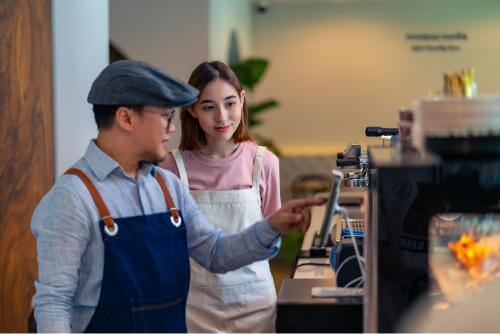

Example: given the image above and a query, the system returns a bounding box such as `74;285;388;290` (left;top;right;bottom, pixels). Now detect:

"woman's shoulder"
262;148;279;172
262;147;279;163
242;141;279;170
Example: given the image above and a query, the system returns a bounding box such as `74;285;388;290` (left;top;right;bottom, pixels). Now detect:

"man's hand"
267;197;327;234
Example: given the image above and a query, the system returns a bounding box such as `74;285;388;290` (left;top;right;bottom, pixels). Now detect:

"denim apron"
65;168;190;333
172;147;276;332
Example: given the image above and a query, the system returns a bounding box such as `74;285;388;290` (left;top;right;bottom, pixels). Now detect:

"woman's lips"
214;125;231;133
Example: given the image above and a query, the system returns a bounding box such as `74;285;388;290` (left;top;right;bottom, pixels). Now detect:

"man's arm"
180;180;324;273
31;185;90;333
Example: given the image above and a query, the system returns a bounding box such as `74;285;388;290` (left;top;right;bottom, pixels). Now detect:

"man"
31;60;324;332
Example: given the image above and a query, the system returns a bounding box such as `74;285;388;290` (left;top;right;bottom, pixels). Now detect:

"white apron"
172;146;277;333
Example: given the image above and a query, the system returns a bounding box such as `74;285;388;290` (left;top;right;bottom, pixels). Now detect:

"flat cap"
88;60;199;107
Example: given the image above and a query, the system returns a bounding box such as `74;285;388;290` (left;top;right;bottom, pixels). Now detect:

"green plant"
231;58;281;156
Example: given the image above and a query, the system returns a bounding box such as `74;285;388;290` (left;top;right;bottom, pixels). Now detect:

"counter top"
277;279;363;333
278;278;362;305
293;257;333;279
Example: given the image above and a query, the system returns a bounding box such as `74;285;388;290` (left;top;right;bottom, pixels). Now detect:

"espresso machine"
364;137;500;332
336;127;399;189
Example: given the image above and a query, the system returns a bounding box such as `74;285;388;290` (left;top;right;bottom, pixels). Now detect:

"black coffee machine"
364;137;500;332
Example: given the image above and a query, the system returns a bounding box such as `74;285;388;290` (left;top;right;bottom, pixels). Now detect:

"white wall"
110;0;210;81
52;0;109;175
252;0;500;155
209;0;252;62
110;0;210;148
110;0;253;148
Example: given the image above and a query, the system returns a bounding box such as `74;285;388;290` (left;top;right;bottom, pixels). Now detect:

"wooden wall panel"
0;0;53;331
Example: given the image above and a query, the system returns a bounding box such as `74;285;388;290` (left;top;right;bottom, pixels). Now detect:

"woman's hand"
267;197;327;234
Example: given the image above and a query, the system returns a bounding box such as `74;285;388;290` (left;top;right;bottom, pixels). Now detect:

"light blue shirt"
31;140;280;333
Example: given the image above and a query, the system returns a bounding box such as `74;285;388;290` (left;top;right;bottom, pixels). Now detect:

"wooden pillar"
0;0;54;331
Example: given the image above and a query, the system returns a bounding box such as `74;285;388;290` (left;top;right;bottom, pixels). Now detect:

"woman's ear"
240;90;246;105
115;106;134;131
187;106;197;118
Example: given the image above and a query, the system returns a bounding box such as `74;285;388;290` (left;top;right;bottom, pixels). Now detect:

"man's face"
131;105;177;163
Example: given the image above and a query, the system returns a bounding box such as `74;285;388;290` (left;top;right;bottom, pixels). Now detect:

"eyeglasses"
142;107;177;129
159;110;176;129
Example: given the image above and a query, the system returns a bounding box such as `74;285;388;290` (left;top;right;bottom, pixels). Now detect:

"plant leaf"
248;116;263;128
248;99;279;114
231;58;268;91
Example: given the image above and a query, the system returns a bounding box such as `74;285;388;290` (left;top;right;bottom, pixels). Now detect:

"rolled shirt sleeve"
31;185;92;333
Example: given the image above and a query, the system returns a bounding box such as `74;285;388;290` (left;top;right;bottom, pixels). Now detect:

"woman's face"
190;79;245;145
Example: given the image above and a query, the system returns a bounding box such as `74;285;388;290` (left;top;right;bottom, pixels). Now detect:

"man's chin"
151;151;168;165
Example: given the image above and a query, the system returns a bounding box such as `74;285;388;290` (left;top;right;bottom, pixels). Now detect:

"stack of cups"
398;108;414;151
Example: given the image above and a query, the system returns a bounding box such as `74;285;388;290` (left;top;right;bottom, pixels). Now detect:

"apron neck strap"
252;146;267;189
65;168;116;230
170;149;189;188
155;170;180;221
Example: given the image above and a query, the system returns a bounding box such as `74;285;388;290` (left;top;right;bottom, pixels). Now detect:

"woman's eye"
202;105;214;111
226;101;236;108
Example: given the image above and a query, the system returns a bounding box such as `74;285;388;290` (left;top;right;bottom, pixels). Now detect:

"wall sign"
406;32;468;52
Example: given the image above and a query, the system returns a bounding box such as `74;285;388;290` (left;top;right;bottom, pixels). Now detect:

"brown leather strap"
65;168;116;229
155;171;180;222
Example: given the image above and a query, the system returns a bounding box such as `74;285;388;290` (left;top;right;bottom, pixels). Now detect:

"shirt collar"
83;140;156;181
84;140;156;181
83;140;121;181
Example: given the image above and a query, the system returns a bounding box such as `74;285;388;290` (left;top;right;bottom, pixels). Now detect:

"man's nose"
167;122;176;133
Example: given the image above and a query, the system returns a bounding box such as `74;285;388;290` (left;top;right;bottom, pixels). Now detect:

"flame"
448;234;490;269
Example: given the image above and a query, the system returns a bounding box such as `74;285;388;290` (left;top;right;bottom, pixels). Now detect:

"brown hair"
179;61;252;150
93;105;143;130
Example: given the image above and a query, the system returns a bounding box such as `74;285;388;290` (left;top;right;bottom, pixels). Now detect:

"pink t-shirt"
160;141;281;218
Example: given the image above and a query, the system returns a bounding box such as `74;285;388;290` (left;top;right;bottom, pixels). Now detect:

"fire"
448;234;490;269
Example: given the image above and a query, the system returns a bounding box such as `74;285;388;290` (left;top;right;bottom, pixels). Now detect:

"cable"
345;209;366;278
355;276;364;288
334;255;356;285
344;276;363;288
334;255;366;287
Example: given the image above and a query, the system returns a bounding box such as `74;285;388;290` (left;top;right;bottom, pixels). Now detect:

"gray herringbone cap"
88;60;198;107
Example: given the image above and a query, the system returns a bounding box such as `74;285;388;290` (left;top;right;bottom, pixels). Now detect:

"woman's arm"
261;150;281;218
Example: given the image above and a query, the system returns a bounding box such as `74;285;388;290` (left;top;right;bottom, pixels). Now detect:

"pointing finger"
286;197;327;210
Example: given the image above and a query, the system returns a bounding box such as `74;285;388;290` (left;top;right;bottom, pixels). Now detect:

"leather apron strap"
65;168;116;230
155;170;180;222
65;168;180;228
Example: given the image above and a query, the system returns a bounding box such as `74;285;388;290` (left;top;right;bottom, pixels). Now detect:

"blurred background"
1;0;500;331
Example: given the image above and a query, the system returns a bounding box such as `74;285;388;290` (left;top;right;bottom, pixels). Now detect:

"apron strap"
252;146;267;190
65;168;116;231
170;149;190;188
155;170;180;222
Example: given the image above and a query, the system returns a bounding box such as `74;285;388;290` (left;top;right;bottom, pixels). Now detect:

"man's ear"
115;106;134;131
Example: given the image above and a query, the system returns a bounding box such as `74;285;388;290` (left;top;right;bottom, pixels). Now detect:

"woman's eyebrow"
200;95;237;104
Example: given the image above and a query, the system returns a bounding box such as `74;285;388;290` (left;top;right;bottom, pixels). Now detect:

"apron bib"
172;147;277;333
65;168;190;333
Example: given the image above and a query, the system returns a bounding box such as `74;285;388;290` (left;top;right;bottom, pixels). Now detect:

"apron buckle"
170;214;182;228
104;221;119;236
